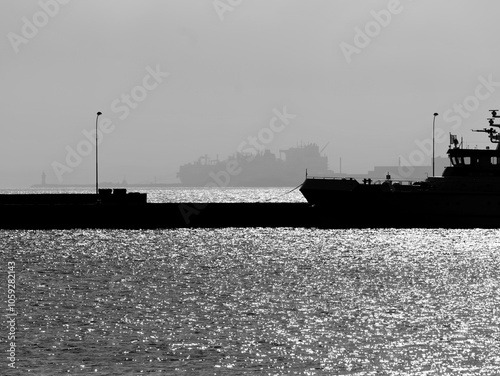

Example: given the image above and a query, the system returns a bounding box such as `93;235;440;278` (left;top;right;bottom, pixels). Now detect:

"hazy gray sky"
2;0;500;187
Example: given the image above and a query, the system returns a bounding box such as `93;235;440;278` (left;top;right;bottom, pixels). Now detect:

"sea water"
1;188;500;375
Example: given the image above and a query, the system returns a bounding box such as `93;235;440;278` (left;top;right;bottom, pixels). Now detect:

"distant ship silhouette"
177;142;334;187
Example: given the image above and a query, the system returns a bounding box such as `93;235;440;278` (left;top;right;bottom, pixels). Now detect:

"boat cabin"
443;110;500;177
448;148;500;167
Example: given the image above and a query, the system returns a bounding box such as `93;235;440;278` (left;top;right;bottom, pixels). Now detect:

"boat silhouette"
299;110;500;227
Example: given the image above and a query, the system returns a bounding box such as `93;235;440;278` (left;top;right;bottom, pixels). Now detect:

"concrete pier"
2;201;500;229
0;202;316;229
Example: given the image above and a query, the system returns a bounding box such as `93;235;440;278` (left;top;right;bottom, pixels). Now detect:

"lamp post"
96;111;102;195
432;112;439;177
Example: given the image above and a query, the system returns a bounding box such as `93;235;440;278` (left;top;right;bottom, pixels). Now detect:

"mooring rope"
264;183;303;202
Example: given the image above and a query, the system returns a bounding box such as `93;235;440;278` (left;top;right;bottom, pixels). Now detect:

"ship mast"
471;110;500;150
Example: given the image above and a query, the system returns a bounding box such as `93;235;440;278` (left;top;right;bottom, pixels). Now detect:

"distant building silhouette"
366;157;449;180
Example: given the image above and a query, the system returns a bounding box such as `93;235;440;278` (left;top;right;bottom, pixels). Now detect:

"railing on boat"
305;175;429;186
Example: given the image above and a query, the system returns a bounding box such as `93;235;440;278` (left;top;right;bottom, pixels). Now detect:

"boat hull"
299;178;500;227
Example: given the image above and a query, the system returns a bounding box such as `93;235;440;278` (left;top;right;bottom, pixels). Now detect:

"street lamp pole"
432;112;439;177
96;112;102;195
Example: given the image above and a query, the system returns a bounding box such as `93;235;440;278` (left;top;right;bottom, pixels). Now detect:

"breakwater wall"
2;201;499;229
0;202;318;229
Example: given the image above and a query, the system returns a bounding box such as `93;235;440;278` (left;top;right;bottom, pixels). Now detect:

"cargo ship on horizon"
177;142;334;187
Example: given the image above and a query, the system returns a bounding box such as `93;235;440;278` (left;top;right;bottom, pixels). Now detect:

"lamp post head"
433;113;439;117
97;111;102;116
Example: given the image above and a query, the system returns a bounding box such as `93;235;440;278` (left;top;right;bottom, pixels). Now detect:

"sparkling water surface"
2;228;500;375
1;188;500;375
